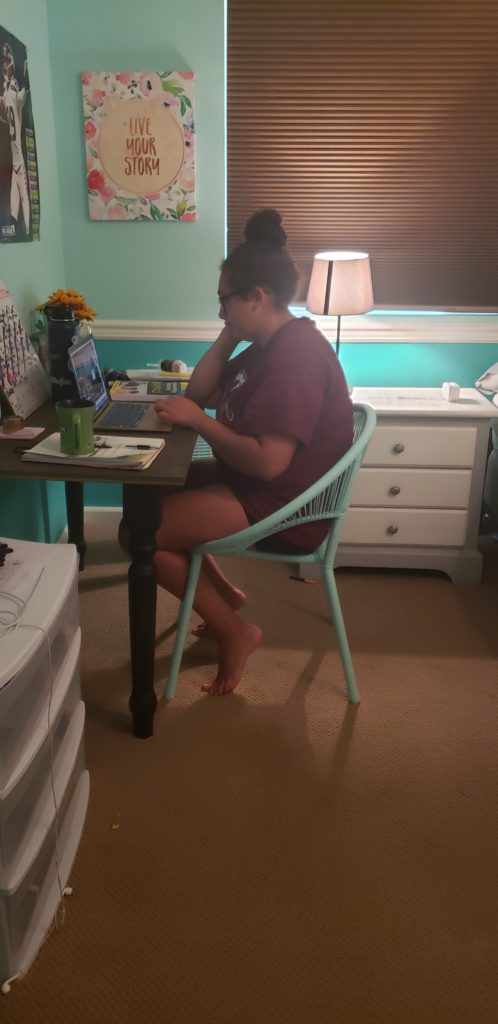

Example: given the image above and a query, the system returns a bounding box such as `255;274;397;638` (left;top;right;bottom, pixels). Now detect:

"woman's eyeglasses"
217;291;237;312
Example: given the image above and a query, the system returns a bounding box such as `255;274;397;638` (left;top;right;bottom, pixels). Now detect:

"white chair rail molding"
92;311;498;345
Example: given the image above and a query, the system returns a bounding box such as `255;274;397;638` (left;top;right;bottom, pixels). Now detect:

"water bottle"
46;304;78;401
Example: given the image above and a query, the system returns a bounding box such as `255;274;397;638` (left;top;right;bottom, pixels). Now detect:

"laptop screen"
68;336;109;415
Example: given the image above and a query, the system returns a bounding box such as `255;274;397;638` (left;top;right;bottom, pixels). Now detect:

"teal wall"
0;1;65;325
1;0;225;539
46;0;225;322
94;339;497;392
1;0;497;529
0;0;67;541
339;343;498;389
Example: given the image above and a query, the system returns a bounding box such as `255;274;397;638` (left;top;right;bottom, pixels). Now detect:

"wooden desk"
0;402;196;737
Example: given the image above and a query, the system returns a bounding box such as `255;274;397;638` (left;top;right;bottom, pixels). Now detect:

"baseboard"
57;506;122;542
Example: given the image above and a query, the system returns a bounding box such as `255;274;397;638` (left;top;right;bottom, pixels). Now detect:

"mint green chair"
163;404;376;704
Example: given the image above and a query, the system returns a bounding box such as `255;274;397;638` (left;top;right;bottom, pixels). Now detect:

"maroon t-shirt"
215;317;353;550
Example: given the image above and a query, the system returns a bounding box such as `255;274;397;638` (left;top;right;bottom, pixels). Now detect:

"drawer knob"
389;485;401;496
386;524;399;535
393;443;405;454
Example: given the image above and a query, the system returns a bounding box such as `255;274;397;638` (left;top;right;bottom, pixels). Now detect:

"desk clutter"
0;542;13;569
0;277;192;437
0;417;24;434
109;378;187;401
0;540;88;992
0;427;44;441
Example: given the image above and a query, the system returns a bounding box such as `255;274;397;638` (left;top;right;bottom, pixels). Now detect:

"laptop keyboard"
98;403;148;429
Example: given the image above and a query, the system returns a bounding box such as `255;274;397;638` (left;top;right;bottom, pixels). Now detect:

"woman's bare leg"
191;554;246;637
202;554;246;608
119;471;247;632
118;458;220;556
189;463;246;622
167;461;247;612
154;547;261;694
154;484;260;694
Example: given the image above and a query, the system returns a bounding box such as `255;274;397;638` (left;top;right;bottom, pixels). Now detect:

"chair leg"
163;552;203;701
321;565;361;704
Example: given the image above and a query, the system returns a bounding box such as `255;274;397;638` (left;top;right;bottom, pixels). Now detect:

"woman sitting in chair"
144;208;353;695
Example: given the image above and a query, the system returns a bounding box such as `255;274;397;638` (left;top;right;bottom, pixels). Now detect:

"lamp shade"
306;251;373;316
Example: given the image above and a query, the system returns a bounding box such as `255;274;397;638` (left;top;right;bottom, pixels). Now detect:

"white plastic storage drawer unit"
335;389;496;583
0;541;79;791
0;770;89;987
0;539;88;989
0;637;83;887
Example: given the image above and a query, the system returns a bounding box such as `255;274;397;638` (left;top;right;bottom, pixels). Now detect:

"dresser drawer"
363;425;477;468
341;508;468;547
350;468;472;509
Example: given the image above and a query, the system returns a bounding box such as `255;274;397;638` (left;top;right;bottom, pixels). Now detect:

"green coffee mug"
56;398;95;456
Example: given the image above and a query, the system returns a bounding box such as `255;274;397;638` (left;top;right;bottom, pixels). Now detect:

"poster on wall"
82;71;196;222
0;27;40;243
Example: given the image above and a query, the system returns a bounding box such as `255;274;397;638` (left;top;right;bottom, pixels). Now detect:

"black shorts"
254;534;314;556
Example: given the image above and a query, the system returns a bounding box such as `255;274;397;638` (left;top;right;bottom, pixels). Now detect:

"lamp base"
335;314;342;357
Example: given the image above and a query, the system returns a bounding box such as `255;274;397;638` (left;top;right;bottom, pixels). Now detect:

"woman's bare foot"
201;622;262;695
192;586;246;638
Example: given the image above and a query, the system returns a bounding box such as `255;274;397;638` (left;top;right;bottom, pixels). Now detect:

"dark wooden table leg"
123;483;161;738
65;481;86;571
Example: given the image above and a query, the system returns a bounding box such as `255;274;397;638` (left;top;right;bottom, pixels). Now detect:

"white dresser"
335;388;496;583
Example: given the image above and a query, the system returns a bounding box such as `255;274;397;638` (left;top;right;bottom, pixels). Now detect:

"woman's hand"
155;395;297;480
154;395;204;430
184;325;242;409
216;324;241;348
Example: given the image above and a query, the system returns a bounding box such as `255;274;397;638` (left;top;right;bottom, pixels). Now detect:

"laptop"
68;335;176;434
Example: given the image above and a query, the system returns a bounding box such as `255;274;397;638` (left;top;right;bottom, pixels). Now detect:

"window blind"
227;0;498;309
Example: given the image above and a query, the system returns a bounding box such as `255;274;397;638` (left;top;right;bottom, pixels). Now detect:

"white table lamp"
306;251;374;356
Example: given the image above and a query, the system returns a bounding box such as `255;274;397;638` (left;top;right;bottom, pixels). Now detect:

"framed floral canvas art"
81;71;195;222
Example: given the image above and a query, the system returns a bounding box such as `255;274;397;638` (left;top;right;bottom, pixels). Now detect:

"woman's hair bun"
244;208;287;250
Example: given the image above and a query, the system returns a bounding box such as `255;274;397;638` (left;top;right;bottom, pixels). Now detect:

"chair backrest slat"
197;404;376;556
261;406;373;532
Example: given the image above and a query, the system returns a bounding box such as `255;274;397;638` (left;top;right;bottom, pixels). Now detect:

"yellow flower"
36;288;96;320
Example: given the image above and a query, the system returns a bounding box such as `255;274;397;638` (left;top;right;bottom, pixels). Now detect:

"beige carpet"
5;525;498;1024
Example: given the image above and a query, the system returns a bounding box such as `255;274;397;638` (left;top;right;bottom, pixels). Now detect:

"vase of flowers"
31;289;96;400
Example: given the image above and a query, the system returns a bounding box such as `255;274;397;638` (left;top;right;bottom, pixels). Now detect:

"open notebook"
21;432;165;470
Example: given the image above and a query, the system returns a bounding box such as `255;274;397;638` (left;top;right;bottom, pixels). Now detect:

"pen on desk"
124;443;156;450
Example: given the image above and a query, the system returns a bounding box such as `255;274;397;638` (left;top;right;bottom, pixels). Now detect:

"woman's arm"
154;396;297;481
184;325;240;409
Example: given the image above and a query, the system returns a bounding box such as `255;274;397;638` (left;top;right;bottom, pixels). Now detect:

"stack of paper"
125;368;192;381
21;433;165;470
